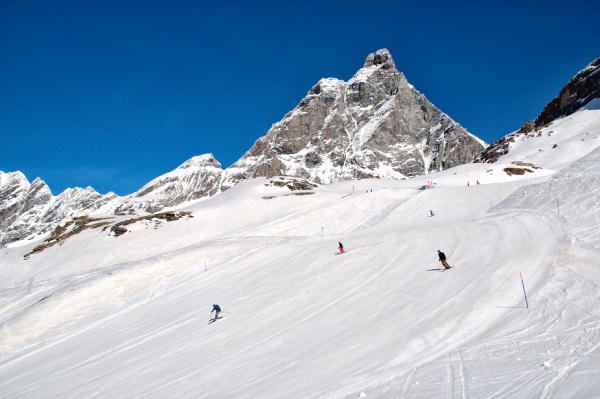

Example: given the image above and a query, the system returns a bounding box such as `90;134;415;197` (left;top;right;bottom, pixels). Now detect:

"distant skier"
430;210;435;217
338;242;345;253
438;250;451;269
211;304;221;320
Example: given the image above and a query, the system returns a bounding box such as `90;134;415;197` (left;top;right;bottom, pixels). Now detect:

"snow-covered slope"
0;105;598;398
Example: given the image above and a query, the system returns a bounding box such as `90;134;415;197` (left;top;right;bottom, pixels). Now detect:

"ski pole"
520;273;529;309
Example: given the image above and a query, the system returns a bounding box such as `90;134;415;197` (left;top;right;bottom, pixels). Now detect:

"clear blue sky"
1;1;598;196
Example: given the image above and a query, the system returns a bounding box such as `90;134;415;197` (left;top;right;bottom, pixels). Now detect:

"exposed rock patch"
24;211;192;258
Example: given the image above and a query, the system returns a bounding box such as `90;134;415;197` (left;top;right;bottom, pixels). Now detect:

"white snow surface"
1;107;599;398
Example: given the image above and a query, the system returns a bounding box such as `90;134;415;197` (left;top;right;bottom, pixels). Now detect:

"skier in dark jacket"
211;304;221;320
438;250;451;269
338;242;345;253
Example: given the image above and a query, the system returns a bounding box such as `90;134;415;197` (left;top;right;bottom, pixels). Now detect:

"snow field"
0;176;560;398
0;107;599;398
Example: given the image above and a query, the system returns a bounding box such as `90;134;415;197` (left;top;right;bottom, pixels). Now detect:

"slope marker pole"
520;273;529;309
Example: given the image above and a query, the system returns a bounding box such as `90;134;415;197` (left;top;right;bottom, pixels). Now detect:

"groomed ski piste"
1;101;599;398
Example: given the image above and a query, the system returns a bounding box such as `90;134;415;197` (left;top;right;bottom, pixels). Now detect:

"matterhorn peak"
222;49;485;186
363;48;396;70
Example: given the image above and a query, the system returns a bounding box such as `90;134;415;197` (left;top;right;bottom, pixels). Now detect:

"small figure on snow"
338;242;345;253
430;210;435;217
438;250;451;269
211;304;221;320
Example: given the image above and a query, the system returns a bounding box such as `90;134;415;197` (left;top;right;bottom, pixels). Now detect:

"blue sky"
1;1;598;196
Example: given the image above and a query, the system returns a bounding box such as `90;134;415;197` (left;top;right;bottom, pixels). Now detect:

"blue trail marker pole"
520;273;529;309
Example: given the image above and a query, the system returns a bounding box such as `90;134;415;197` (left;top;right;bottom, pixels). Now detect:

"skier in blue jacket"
211;304;221;320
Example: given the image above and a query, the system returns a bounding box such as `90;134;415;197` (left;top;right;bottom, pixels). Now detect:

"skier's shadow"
426;268;445;271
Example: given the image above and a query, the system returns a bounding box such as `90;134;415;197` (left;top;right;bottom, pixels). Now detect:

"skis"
208;316;223;324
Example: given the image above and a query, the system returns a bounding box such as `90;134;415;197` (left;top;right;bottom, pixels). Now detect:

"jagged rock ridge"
0;171;118;247
535;55;599;127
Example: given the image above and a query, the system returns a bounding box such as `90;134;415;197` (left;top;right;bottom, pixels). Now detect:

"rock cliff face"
223;49;485;188
475;54;600;163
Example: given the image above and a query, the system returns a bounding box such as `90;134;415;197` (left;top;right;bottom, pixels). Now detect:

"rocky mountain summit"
476;54;600;163
222;49;485;189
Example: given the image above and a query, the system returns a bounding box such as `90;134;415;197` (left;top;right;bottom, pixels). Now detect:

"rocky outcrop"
475;55;600;164
223;49;485;188
534;55;599;127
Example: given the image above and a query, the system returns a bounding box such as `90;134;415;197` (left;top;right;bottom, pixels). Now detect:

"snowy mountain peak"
112;153;224;214
222;49;484;188
0;172;116;247
178;154;222;170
